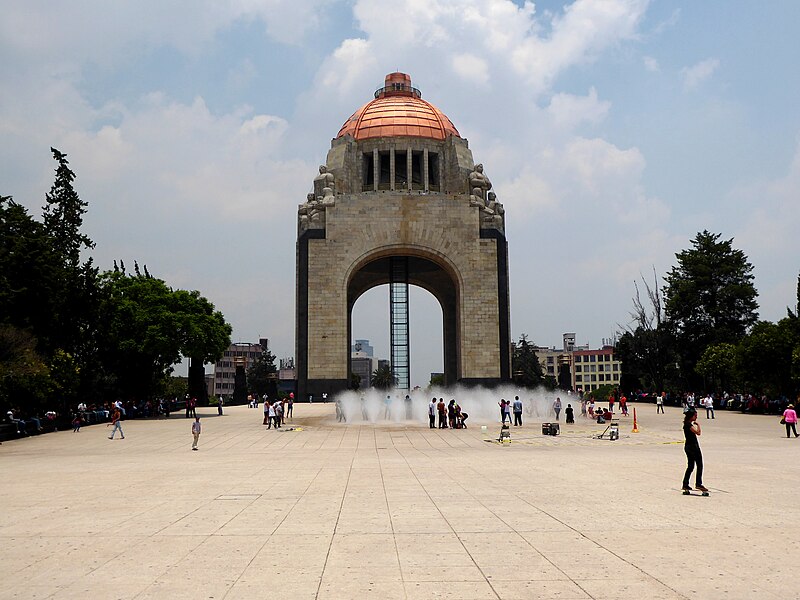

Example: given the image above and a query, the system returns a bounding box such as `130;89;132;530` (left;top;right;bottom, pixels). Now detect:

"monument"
296;72;511;400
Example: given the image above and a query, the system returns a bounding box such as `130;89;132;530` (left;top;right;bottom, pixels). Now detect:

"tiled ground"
1;402;797;599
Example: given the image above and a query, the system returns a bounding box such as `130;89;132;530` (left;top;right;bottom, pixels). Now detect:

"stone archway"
347;253;460;387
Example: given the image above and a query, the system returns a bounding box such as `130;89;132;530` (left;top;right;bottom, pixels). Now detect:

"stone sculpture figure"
484;191;505;230
321;187;336;207
468;163;492;199
313;165;335;198
469;187;485;208
299;193;324;230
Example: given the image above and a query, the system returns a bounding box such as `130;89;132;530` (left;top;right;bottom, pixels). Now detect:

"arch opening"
347;255;460;388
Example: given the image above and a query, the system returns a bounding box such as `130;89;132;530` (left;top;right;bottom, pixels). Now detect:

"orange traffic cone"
632;407;639;433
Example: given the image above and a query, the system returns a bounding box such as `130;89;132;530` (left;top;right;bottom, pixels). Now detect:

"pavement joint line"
314;450;356;600
393;442;503;600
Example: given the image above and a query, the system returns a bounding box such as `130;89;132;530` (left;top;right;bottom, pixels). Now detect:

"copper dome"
336;72;460;141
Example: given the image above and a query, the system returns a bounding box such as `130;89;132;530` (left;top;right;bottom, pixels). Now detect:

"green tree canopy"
371;364;396;390
96;271;231;400
247;348;277;398
511;334;544;388
663;231;758;387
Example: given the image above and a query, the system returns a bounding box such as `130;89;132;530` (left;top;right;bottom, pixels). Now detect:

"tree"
350;372;362;390
371;364;396;390
663;231;759;387
695;343;738;393
247;349;277;398
736;321;795;397
0;325;51;413
511;334;544;388
428;373;444;388
96;271;231;400
616;269;676;392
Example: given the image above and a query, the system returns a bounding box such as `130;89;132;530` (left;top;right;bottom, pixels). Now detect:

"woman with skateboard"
682;409;708;494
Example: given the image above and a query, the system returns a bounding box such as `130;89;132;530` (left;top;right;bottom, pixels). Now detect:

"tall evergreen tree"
511;334;544;388
663;230;758;387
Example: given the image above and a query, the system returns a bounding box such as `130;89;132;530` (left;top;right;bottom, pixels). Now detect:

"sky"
2;0;799;388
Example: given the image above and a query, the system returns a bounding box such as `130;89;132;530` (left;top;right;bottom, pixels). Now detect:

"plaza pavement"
0;401;798;600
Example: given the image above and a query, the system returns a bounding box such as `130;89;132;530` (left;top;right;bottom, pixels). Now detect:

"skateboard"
682;488;709;497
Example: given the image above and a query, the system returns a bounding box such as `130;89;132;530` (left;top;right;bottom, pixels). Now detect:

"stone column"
423;148;429;192
373;148;379;191
407;147;413;191
390;147;395;191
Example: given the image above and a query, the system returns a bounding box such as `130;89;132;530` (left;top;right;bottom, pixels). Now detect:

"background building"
350;339;389;389
213;338;268;398
534;333;620;393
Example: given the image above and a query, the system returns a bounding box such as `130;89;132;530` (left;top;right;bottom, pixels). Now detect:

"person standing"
782;404;798;438
682;408;708;492
188;397;197;419
107;408;124;440
704;394;715;419
437;398;447;429
448;400;457;429
656;392;665;414
565;403;574;424
608;390;616;414
428;398;437;429
619;394;628;416
512;396;523;426
263;399;269;425
217;395;224;416
267;401;276;429
383;395;392;420
287;394;294;419
498;399;507;424
553;397;562;421
191;416;201;450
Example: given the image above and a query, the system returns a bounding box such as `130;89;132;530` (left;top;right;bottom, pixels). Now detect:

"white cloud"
643;55;659;71
547;87;610;128
681;57;720;90
452;53;490;85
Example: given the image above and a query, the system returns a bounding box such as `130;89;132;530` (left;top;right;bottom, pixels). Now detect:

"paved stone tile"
0;404;798;599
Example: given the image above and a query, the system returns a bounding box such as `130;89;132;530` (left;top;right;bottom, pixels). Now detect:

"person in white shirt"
704;395;715;419
191;417;201;450
428;398;436;429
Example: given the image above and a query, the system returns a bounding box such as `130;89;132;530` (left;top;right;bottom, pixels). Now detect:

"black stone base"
302;378;349;402
459;378;510;389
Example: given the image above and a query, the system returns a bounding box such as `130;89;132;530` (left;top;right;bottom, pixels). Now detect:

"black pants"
513;412;522;426
683;446;703;487
785;422;798;438
706;408;714;419
429;414;435;428
439;413;447;428
657;404;664;413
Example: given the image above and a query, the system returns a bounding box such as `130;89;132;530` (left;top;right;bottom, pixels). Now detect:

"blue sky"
2;0;799;387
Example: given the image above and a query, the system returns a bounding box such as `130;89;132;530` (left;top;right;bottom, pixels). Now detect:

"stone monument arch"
296;72;511;400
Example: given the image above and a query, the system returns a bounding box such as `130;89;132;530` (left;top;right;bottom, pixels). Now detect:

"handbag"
780;417;786;425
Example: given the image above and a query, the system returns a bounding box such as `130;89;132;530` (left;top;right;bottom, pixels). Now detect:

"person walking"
782;404;798;438
191;416;201;450
682;408;708;493
107;407;124;440
428;398;437;429
512;396;523;426
553;397;562;421
656;392;665;414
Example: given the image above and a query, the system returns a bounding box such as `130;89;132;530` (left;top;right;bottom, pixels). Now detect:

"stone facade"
296;74;511;400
